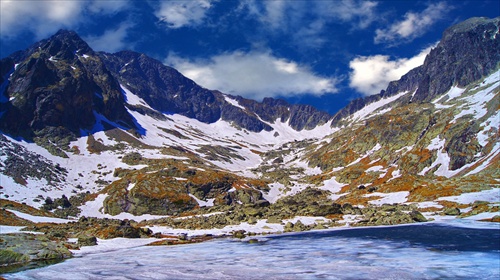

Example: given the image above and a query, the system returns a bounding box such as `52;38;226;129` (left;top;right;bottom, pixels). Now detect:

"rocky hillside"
0;17;499;236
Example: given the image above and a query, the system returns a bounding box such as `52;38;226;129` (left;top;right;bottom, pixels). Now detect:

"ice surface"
14;224;499;280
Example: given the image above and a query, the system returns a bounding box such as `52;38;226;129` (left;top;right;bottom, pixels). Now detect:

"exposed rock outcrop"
0;30;136;140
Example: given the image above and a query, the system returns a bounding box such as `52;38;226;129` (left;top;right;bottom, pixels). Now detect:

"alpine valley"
0;17;499;270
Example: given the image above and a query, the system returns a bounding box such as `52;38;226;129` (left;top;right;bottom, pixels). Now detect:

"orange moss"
372;166;396;185
334;192;379;207
437;201;463;208
418;206;443;212
250;149;264;155
417;149;434;163
325;213;343;220
229;140;248;148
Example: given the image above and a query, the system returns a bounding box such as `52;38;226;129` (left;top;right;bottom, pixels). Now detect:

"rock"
255;200;270;208
380;204;397;212
78;235;97;247
0;233;72;267
232;230;246;239
443;207;461;216
491;215;500;223
247;217;257;225
0;249;30;266
341;203;355;214
313;223;327;230
306;204;342;216
266;216;282;224
140;227;153;237
410;210;428;222
293;220;307;232
243;207;262;217
284;222;294;233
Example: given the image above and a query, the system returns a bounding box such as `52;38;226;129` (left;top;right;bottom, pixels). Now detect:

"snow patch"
319;177;344;194
415;201;443;209
188;194;215;207
223;95;246;110
347;91;408;122
366;165;385;172
365;191;410;205
437;188;500;204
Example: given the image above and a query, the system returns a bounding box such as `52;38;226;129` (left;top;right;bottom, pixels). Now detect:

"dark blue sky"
1;0;498;114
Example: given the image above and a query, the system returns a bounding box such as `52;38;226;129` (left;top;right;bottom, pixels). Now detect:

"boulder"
266;216;282;224
284;222;294;232
0;234;72;267
78;235;97;247
293;220;307;232
443;207;461;216
232;230;246;239
410;210;428;222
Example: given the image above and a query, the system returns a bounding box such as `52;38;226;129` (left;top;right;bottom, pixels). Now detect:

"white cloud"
85;23;133;53
154;0;213;29
0;0;131;40
242;0;377;31
319;0;378;29
88;0;130;14
375;2;448;44
166;51;338;100
349;45;435;96
239;0;377;49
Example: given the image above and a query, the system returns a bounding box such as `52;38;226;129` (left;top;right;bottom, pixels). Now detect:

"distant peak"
54;29;77;36
443;16;500;39
43;29;93;58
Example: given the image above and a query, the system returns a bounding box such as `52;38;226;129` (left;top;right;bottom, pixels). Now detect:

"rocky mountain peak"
412;16;500;102
331;16;500;126
0;29;135;143
41;29;94;60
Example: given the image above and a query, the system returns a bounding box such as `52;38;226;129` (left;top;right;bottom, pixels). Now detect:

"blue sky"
1;0;498;114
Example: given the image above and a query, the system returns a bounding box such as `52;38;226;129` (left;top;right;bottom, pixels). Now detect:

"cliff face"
412;17;500;102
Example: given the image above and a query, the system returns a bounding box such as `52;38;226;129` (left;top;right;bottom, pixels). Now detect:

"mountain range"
0;17;499;239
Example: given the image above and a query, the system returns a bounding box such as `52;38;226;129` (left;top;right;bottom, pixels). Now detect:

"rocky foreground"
2;193;499;274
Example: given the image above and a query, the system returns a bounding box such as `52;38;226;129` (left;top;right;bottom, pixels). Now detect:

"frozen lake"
4;221;500;279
